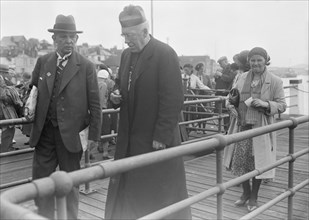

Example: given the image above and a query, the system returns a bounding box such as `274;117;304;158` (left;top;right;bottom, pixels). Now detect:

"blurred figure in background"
97;69;113;159
214;56;237;132
195;62;213;89
0;66;23;152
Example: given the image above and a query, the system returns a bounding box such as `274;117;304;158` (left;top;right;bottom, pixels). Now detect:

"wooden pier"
1;117;308;219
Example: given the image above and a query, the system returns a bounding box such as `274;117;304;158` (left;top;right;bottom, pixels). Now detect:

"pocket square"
39;77;43;80
47;72;51;77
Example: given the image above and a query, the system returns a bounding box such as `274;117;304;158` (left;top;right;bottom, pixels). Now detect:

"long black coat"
105;37;192;219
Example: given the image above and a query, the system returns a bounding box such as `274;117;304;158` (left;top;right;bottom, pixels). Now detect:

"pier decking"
1;118;308;219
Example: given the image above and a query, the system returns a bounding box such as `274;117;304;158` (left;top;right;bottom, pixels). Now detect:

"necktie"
57;58;67;75
188;76;191;89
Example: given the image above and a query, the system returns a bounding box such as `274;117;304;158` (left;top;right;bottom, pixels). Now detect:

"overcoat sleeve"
86;61;102;141
267;78;286;115
153;47;184;145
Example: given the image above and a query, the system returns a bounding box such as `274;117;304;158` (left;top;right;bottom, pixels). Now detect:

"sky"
0;0;308;67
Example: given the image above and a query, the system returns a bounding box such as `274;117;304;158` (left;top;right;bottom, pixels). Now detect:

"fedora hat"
48;14;83;33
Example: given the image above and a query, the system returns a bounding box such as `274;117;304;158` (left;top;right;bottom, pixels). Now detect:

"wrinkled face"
53;32;78;56
121;28;146;53
249;55;266;74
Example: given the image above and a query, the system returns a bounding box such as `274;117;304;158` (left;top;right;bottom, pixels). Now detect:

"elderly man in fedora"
105;5;192;219
28;14;101;219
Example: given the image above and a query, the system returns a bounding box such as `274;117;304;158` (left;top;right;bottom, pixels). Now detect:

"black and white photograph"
0;1;308;219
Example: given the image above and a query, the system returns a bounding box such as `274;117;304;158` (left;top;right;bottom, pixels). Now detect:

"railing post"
215;134;226;220
216;149;223;219
80;149;96;194
50;171;73;220
217;98;223;133
56;196;67;220
288;118;297;219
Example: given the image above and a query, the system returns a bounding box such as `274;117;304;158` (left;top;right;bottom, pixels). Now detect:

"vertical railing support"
56;196;67;220
80;149;96;194
217;98;223;133
287;118;297;219
215;134;226;220
216;149;223;219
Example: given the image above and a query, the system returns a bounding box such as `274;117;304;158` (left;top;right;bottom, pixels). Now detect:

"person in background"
97;69;113;159
214;56;236;93
232;50;250;88
17;72;33;145
0;67;23;153
98;64;118;145
0;64;14;86
28;14;101;219
214;56;237;132
225;47;286;212
105;5;192;219
195;62;213;89
182;63;210;90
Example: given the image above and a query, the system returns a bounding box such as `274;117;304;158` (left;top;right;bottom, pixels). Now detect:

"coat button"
61;108;64;112
61;97;64;100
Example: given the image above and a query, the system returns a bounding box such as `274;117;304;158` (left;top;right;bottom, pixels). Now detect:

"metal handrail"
0;97;226;190
1;115;308;220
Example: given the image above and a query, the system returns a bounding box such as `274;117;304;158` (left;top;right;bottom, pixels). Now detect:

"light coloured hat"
97;69;109;79
119;5;147;28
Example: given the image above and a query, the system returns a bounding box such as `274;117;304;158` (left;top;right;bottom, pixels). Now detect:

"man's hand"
110;90;122;105
24;107;35;121
152;140;166;150
87;140;98;152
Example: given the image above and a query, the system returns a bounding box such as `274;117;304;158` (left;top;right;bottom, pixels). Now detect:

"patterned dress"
231;124;255;176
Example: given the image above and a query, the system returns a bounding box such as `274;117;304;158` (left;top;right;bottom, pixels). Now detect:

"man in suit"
105;5;192;219
28;14;101;219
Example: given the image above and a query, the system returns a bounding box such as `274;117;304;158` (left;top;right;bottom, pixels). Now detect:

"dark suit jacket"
30;51;101;153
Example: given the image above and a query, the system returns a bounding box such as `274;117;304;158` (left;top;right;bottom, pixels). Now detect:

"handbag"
228;88;240;107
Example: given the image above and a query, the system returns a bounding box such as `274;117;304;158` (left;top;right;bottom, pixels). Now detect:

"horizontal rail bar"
1;116;308;220
139;147;309;219
179;115;229;126
0;117;33;126
240;179;309;220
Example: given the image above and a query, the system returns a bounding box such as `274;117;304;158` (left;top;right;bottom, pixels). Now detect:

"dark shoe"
24;141;29;145
235;195;250;207
247;200;258;212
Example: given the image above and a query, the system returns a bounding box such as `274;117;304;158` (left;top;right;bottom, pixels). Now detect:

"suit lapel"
130;38;154;87
59;51;80;94
120;51;132;95
128;38;154;120
45;53;57;96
